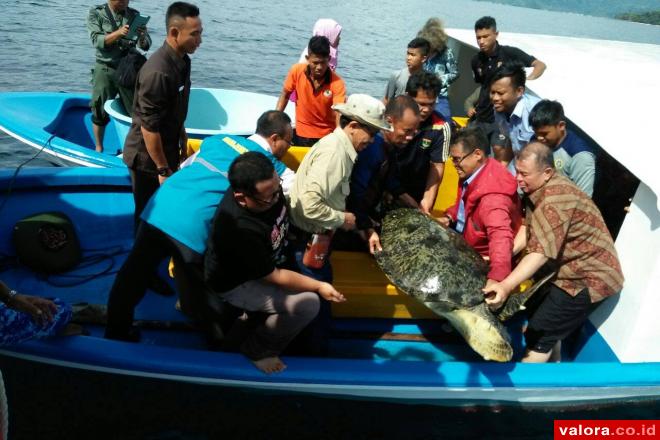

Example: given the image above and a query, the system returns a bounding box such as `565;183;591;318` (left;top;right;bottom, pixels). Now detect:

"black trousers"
292;131;320;148
105;222;233;341
129;168;160;234
105;222;171;339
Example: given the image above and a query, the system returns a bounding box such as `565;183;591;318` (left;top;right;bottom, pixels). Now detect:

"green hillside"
473;0;660;20
616;11;660;25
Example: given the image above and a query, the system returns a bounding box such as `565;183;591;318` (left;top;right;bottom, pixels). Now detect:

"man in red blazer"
438;127;522;284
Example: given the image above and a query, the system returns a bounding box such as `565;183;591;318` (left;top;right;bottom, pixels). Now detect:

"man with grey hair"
483;142;623;363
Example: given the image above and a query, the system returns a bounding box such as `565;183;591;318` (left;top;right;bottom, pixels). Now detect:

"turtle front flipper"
426;301;513;362
497;271;556;322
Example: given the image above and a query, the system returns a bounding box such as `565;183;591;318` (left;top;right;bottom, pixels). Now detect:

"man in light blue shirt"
491;62;540;174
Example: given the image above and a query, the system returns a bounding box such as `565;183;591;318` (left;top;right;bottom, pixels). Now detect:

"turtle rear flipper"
428;302;513;362
497;271;556;322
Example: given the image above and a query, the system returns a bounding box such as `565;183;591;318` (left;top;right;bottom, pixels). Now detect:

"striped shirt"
525;174;623;302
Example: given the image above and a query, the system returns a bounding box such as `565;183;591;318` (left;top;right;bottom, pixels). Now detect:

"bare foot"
252;356;286;374
95;146;103;153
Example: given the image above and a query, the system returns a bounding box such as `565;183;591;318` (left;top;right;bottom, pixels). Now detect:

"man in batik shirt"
483;142;623;363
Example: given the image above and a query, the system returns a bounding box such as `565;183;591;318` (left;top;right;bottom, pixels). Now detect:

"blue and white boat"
0;89;294;168
0;163;657;407
0;92;124;168
0;31;658;408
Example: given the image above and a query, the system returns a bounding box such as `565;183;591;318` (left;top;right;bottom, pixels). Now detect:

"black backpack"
115;49;147;88
104;4;147;89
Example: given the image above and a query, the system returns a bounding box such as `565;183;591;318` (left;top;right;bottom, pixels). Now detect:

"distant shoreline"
616;11;660;26
473;0;660;26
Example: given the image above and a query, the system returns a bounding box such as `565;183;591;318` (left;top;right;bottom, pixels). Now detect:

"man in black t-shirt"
204;152;345;374
467;16;546;156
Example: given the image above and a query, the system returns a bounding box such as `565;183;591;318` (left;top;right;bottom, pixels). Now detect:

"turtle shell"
376;208;489;310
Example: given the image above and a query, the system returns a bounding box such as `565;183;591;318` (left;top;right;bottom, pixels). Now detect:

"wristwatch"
157;166;171;177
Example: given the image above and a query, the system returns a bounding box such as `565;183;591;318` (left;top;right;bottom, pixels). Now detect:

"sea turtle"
375;208;551;362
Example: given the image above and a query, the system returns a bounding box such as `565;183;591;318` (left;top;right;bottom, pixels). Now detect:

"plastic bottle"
302;231;334;269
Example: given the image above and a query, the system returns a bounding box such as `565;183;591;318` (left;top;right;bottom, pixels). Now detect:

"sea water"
1;0;659;167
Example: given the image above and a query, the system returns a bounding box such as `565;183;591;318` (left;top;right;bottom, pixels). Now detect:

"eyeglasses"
247;178;283;205
450;149;476;166
278;135;293;146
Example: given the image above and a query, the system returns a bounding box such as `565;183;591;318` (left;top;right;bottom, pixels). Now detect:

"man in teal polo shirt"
87;0;151;153
105;117;291;344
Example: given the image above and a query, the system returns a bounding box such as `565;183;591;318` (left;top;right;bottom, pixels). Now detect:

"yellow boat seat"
180;122;528;320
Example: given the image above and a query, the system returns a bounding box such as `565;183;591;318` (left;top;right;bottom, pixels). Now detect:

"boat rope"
38;245;129;288
0;133;56;217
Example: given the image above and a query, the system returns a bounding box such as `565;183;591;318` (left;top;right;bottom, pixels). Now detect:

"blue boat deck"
0;231;617;365
0;166;619;365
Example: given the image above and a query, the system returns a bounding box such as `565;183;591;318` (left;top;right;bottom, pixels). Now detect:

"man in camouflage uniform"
87;0;151;152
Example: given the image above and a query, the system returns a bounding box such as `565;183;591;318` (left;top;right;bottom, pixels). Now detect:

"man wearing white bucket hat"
289;93;392;239
287;93;390;355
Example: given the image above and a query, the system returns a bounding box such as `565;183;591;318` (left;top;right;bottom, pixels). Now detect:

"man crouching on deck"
483;142;623;363
204;152;346;373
